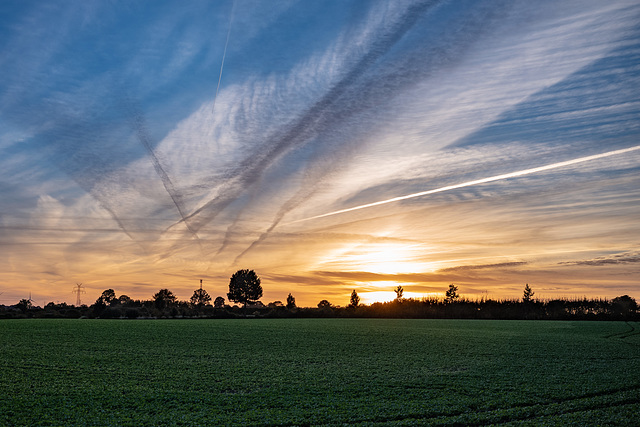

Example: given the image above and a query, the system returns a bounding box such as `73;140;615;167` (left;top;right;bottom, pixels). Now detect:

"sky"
1;0;639;307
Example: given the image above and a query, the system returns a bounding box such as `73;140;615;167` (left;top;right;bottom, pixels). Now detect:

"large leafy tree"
227;269;262;307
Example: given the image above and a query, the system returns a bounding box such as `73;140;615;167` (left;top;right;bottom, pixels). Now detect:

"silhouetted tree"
317;300;333;308
522;284;535;303
118;295;133;305
445;284;459;303
153;289;177;310
191;289;211;307
16;298;32;312
611;295;637;318
214;296;225;308
190;280;212;307
268;301;284;308
546;299;567;319
97;289;117;306
286;293;296;309
349;290;360;308
394;285;404;301
227;269;262;308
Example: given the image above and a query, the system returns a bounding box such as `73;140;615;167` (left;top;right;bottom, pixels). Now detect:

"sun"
357;285;432;305
318;242;432;275
359;290;398;305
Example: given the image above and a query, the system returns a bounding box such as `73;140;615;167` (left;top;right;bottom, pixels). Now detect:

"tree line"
1;270;637;320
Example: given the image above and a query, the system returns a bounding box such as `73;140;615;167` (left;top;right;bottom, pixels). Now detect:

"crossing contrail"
291;145;640;223
171;0;446;233
124;98;201;242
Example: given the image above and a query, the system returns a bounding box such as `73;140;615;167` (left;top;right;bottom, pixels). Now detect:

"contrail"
212;0;235;115
172;0;444;232
125;99;201;242
291;145;640;223
232;158;340;262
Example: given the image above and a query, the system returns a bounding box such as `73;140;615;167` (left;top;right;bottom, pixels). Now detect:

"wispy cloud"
560;252;640;266
1;0;639;305
440;262;528;272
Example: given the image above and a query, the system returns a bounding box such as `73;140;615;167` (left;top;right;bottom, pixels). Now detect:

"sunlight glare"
359;290;431;305
321;242;430;275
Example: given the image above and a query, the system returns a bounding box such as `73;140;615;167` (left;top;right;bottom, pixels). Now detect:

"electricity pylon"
72;283;85;306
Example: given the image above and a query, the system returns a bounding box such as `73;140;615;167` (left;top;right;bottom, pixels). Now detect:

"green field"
1;319;638;426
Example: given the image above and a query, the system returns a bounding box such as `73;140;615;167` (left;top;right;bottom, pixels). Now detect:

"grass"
1;319;638;425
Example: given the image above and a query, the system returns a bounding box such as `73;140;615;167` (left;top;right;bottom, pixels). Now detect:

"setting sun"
358;287;433;305
316;242;432;275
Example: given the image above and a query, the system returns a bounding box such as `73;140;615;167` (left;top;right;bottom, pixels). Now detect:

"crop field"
1;319;639;426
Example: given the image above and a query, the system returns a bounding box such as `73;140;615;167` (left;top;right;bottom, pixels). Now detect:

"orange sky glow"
1;1;639;308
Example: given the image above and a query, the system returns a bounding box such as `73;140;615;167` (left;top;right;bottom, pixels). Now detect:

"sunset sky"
1;0;639;307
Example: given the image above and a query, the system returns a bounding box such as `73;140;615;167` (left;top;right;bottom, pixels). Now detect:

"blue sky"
1;0;639;306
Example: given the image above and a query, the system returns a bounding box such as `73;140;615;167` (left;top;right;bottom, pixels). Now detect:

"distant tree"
97;289;117;306
214;296;225;308
227;269;262;308
190;288;211;307
546;299;567;319
118;295;133;305
268;301;284;308
349;290;360;308
317;300;333;309
153;289;177;310
522;284;535;303
286;293;296;309
611;295;637;318
394;285;404;301
16;298;33;312
190;280;212;307
445;284;459;303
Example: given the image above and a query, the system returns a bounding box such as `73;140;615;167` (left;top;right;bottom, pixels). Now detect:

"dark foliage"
445;284;459;303
349;290;360;308
317;300;333;309
2;285;637;321
227;269;262;307
153;289;177;310
286;293;296;309
394;285;404;301
214;296;226;308
96;289;117;306
190;288;212;307
522;284;535;303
